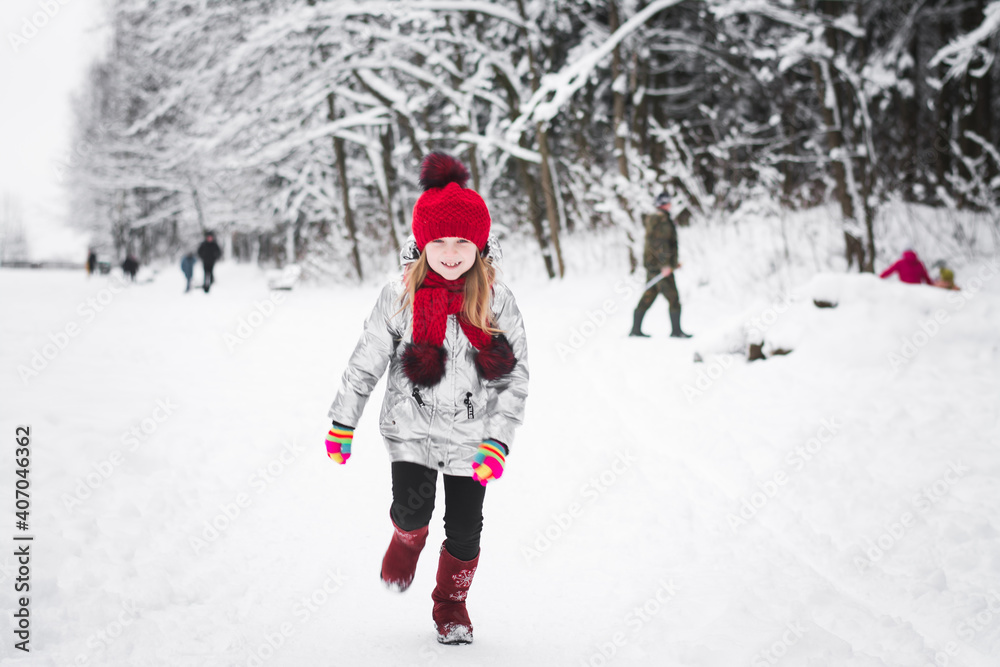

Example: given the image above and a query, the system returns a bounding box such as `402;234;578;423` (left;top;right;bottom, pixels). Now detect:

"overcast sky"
1;0;110;261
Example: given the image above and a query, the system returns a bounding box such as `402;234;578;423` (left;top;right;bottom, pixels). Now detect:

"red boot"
431;542;480;645
380;518;429;592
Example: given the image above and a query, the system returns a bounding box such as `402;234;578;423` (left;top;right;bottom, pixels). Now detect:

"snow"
775;32;813;73
343;1;526;28
929;1;1000;80
454;132;540;165
509;0;686;136
713;0;815;30
831;14;865;39
2;207;1000;666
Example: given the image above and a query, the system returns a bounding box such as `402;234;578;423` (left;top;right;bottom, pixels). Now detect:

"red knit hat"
411;153;490;252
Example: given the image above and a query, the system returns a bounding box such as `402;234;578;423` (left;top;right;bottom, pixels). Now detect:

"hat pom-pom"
474;335;517;380
419;153;469;191
402;342;448;387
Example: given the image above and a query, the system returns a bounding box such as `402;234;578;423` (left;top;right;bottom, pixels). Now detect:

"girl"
324;153;529;645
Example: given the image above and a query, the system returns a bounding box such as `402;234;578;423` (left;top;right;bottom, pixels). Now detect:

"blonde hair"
396;251;503;335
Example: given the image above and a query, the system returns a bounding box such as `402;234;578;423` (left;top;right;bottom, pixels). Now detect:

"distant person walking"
86;249;97;276
122;254;139;282
197;232;222;293
880;250;933;285
630;192;691;338
180;252;197;293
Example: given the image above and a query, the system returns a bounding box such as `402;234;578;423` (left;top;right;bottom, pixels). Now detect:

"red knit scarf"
402;270;517;387
412;270;493;350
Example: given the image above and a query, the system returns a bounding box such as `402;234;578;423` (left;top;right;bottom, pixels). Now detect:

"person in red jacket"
879;250;933;285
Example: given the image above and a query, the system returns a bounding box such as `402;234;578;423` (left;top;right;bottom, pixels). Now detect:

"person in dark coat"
880;250;933;285
180;252;197;293
122;254;139;282
86;249;97;276
630;192;691;338
197;232;222;293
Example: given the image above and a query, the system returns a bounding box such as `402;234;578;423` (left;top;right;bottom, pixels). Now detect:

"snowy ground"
2;214;1000;666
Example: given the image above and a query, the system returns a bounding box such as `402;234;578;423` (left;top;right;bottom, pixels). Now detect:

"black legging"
203;262;215;290
389;461;486;561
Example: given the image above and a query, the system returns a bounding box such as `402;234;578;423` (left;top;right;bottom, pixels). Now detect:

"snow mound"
265;264;302;290
694;270;999;369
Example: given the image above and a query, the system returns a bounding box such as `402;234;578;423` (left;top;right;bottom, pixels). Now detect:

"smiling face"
424;237;479;280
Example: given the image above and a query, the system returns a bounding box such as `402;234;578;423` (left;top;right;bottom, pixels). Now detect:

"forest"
65;0;1000;281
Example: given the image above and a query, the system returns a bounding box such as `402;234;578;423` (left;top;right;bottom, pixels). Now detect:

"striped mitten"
471;439;507;486
325;422;354;464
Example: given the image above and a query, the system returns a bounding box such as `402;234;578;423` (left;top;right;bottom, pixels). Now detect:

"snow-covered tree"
66;0;1000;279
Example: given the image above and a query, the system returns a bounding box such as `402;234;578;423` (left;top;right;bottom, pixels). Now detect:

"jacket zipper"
464;392;474;419
412;387;425;407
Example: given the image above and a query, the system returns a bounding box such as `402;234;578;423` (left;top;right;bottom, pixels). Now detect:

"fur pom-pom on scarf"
400;271;516;387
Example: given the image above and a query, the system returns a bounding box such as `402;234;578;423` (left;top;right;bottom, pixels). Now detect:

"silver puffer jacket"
328;234;529;476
